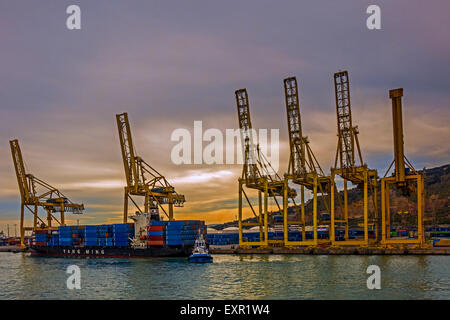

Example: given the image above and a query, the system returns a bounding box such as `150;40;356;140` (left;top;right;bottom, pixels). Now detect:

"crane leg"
34;204;38;229
20;203;25;248
238;180;243;245
364;170;368;245
330;177;335;244
264;180;268;246
283;179;288;245
313;177;318;245
123;187;128;223
301;185;305;241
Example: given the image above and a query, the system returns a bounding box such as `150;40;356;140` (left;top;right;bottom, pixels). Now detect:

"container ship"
30;212;206;258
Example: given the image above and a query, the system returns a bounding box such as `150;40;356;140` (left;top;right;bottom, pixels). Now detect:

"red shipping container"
148;236;165;241
147;240;164;246
148;225;165;231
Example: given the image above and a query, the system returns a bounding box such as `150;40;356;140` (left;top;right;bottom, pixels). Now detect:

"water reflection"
0;253;448;299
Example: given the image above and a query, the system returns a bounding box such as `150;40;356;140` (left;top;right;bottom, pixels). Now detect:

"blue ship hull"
188;253;213;263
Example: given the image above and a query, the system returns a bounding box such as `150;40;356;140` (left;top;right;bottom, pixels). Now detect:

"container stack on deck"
49;232;59;246
34;230;49;246
32;224;133;247
32;220;207;248
166;220;206;246
84;226;98;246
112;223;134;247
96;225;111;246
147;221;166;246
59;226;84;246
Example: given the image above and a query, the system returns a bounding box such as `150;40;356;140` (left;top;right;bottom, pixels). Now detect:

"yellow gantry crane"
9;139;84;247
329;71;379;246
381;89;425;247
282;77;332;246
116;112;185;223
235;89;295;247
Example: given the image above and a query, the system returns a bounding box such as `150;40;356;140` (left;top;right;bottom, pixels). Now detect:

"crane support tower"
329;71;379;246
9;139;84;248
282;77;332;246
380;89;425;247
235;89;295;248
116;112;185;223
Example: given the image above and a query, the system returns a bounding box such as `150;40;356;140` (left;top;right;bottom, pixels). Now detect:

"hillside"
211;164;450;229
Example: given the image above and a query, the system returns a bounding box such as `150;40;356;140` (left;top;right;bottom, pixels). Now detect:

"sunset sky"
1;1;449;233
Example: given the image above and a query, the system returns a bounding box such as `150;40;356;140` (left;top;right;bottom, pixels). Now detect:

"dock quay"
0;245;27;253
210;246;450;255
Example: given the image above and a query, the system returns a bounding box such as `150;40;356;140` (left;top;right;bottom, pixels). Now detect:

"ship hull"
188;253;213;263
30;245;192;258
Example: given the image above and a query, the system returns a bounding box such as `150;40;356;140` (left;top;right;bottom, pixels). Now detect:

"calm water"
0;253;449;299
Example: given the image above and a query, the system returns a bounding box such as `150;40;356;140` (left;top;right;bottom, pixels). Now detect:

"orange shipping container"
148;226;165;231
147;240;164;246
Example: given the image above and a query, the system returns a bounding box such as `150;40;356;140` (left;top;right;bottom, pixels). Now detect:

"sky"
0;0;449;233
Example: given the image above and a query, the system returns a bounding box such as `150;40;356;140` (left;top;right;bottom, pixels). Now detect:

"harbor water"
0;252;449;299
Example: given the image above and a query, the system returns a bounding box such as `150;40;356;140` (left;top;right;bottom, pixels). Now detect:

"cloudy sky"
0;0;449;232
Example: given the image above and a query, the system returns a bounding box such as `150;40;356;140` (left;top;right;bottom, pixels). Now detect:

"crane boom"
116;112;185;222
333;71;365;182
330;70;379;246
381;88;425;247
334;71;358;170
116;113;139;192
282;76;331;246
389;88;406;186
284;77;306;177
234;86;295;248
284;77;326;181
9;139;84;247
235;89;261;184
10;140;31;203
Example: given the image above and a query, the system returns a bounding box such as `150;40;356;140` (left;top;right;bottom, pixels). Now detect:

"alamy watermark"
170;121;280;172
65;4;380;31
66;5;81;30
366;265;381;290
66;265;81;290
366;5;381;30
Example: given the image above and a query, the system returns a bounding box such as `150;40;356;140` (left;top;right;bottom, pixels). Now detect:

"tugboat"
188;232;213;263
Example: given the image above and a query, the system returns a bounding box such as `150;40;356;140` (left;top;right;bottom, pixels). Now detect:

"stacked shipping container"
84;225;98;246
58;226;84;246
205;229;377;245
34;224;135;247
34;230;49;246
113;223;134;246
147;220;167;246
166;220;206;246
33;220;206;248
